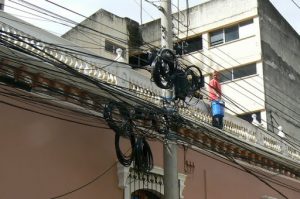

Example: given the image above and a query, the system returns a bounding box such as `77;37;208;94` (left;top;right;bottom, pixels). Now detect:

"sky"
3;0;300;36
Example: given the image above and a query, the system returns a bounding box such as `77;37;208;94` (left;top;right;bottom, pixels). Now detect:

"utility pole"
161;0;179;199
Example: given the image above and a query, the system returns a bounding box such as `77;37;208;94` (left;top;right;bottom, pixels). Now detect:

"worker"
208;71;223;129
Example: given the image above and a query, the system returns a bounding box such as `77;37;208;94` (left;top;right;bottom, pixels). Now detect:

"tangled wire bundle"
104;102;154;172
151;48;176;89
134;136;154;172
151;48;204;101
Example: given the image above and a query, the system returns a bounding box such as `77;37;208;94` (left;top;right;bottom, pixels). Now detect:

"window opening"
218;63;257;83
238;111;261;123
105;40;125;56
210;19;254;46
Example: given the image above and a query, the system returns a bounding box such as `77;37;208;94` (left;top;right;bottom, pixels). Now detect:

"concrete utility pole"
161;0;179;199
161;0;173;48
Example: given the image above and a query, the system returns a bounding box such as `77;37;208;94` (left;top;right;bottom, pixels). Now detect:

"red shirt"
209;78;221;101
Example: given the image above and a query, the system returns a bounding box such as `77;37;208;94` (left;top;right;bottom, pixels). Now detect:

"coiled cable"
115;127;135;167
134;136;154;172
104;102;154;171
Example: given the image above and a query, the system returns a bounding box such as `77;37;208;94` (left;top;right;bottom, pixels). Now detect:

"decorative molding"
117;163;187;199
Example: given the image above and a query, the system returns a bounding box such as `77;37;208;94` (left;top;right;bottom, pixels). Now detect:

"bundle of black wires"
104;101;153;172
133;136;154;173
103;102;131;133
151;48;176;89
115;128;135;167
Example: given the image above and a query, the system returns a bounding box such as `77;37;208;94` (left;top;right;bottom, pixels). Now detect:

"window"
209;19;254;46
218;63;257;83
174;35;202;55
233;63;256;79
129;53;150;68
239;19;254;38
131;190;161;199
224;25;239;42
210;30;223;46
219;69;232;83
105;40;125;56
238;111;261;123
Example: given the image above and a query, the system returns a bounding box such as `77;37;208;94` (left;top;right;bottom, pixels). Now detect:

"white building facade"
61;0;300;138
139;0;300;139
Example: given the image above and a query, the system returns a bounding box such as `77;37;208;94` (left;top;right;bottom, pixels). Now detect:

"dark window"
217;63;257;83
219;69;232;83
209;19;254;46
105;40;125;56
174;35;202;55
129;53;149;68
238;111;261;123
225;25;239;42
239;19;254;27
233;63;256;79
131;190;161;199
185;36;203;53
210;30;224;46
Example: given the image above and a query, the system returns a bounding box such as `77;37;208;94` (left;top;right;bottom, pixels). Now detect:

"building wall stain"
259;0;300;138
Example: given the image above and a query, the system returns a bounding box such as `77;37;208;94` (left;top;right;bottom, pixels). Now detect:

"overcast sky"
3;0;300;36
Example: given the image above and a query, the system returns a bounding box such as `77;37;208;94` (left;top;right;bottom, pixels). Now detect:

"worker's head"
212;71;219;80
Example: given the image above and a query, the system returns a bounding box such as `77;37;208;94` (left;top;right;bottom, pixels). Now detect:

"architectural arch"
117;164;186;199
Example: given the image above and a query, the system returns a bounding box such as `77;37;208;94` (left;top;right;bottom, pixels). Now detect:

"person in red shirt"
209;71;223;128
209;71;222;101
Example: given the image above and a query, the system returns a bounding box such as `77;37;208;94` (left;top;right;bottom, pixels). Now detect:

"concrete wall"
258;0;300;139
1;89;300;199
142;0;258;45
141;0;264;118
222;68;265;115
62;9;129;62
0;90;122;199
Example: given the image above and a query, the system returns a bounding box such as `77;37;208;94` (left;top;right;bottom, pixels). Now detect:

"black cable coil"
115;127;135;167
104;102;131;134
133;136;154;173
104;102;135;167
104;102;154;170
151;48;176;89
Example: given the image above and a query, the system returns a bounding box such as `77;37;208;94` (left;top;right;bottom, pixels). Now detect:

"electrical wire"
0;98;107;129
0;70;109;126
1;49;298;199
49;160;119;199
2;0;300;162
1;3;298;197
291;0;300;9
176;135;300;196
229;156;288;199
6;0;159;51
172;28;300;126
2;10;300;151
160;2;299;115
171;18;300;123
1;7;298;151
173;49;300;148
170;34;300;141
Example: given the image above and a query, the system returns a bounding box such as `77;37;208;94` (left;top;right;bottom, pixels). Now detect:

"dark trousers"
212;116;223;129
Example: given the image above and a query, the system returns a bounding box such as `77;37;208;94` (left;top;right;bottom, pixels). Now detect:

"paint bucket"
212;100;225;117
